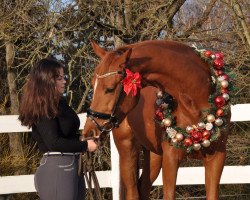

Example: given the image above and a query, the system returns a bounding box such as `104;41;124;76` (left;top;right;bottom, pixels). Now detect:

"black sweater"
32;98;87;153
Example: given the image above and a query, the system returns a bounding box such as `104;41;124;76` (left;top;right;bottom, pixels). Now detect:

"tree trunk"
5;41;26;174
232;0;250;47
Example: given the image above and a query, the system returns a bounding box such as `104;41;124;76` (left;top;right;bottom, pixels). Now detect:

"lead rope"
78;137;102;200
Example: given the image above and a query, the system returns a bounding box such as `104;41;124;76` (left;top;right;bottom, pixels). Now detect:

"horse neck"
130;57;211;126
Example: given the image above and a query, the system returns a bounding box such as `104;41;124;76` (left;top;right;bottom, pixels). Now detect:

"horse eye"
105;87;115;93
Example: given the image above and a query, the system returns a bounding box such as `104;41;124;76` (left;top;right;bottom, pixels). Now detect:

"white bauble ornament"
186;126;193;133
193;143;201;150
202;139;211;147
206;123;213;130
222;93;229;101
197;122;206;129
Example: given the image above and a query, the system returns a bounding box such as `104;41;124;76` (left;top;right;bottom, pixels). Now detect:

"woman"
19;58;98;200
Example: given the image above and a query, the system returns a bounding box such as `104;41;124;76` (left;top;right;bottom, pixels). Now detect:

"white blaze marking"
93;78;98;101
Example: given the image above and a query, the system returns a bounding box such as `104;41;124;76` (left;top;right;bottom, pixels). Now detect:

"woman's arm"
36;117;88;152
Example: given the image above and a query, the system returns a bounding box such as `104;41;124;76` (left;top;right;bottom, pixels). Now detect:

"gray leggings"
34;155;85;200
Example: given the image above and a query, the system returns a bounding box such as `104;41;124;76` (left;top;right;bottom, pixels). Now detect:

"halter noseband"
87;70;125;134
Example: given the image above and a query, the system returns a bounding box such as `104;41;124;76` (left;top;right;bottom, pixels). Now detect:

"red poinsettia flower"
122;69;142;97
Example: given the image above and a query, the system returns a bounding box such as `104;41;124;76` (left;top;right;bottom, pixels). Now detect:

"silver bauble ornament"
205;123;213;130
156;91;163;98
156;99;163;106
215;118;223;126
207;114;215;123
176;133;184;141
197;122;206;130
163;118;172;127
222;93;229;101
221;80;229;88
186;126;193;133
193;143;201;151
202;139;211;147
211;54;215;59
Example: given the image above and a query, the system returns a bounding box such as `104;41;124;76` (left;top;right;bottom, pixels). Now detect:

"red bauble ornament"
191;131;203;143
204;50;212;57
202;130;211;139
216;108;224;117
215;70;223;76
213;59;224;69
221;74;229;80
221;88;229;94
184;138;193;146
214;52;224;60
155;108;164;120
214;96;226;108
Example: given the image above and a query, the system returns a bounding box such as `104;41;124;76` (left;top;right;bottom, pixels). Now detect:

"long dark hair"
19;58;63;127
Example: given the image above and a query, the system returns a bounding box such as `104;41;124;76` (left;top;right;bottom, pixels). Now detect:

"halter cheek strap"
86;69;125;134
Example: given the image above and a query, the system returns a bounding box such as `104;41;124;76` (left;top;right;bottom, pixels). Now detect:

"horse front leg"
138;149;162;200
203;124;229;200
203;151;226;200
162;142;185;200
112;128;141;200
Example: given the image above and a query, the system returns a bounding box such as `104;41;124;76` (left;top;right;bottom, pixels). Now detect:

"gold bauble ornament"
176;133;184;141
171;138;178;145
161;103;169;109
202;139;211;147
207;114;215;123
156;91;163;98
193;143;201;151
163;118;172;127
221;80;229;88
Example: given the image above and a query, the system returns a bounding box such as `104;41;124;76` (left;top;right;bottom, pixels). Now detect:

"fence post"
110;132;120;200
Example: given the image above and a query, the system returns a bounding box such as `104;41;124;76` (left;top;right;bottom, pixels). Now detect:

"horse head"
82;41;141;139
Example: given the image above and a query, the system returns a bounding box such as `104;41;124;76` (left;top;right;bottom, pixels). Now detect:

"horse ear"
116;48;132;67
90;40;107;58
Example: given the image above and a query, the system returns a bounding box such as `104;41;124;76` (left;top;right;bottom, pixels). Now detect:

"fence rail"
0;104;250;199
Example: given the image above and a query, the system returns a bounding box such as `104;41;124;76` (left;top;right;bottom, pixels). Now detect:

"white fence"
0;104;250;200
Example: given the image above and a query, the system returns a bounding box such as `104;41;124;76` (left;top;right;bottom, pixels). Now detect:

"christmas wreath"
155;46;234;153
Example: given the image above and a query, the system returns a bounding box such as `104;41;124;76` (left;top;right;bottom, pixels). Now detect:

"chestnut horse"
82;40;230;200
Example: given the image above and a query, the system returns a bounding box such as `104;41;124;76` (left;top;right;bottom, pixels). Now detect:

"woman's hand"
87;139;98;152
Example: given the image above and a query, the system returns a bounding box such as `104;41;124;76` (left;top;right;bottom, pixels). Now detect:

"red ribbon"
121;69;142;97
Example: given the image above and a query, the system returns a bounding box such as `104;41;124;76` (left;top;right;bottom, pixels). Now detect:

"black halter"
86;70;125;134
